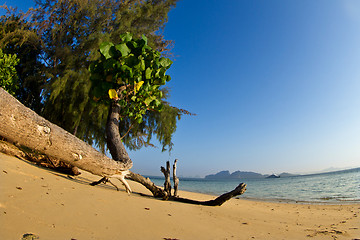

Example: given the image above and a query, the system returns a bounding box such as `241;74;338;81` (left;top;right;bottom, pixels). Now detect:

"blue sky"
2;0;360;177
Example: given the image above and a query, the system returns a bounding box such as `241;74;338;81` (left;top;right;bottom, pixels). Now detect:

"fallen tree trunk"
172;183;247;206
0;88;132;177
126;171;246;206
0;88;246;205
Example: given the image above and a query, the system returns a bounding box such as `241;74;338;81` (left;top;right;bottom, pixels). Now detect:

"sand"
0;152;359;240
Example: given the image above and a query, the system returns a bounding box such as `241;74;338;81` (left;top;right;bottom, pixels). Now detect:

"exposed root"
90;171;132;194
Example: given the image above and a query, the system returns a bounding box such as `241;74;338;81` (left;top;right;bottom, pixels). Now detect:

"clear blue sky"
3;0;360;177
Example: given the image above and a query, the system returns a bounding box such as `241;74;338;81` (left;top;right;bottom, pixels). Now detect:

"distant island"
266;174;280;178
204;167;360;179
204;170;297;179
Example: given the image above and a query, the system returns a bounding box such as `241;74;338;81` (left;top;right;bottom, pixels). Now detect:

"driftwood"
126;169;246;206
172;183;247;206
0;88;132;192
0;139;80;176
126;171;167;198
131;159;246;206
173;159;179;197
0;88;246;205
161;161;172;198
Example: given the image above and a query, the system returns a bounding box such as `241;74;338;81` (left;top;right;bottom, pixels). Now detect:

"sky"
2;0;360;177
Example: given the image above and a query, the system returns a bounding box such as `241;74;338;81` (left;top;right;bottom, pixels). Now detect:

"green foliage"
0;13;45;112
29;0;179;151
0;48;19;95
1;0;188;153
89;33;172;124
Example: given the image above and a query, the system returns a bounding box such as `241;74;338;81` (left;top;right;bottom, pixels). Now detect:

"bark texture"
106;102;132;166
161;161;171;198
0;88;247;205
173;159;179;197
172;183;247;206
126;171;167;198
0;88;132;177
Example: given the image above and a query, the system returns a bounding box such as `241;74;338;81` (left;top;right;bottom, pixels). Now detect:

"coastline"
147;171;360;205
1;152;359;239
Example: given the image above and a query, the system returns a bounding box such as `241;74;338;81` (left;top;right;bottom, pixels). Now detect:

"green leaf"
154;69;160;78
144;96;156;106
115;43;131;57
159;68;166;77
145;68;152;79
142;34;148;45
120;32;132;42
100;42;114;59
137;39;146;49
136;117;143;124
159;57;172;68
125;55;139;67
140;58;146;71
127;41;138;50
153;99;161;106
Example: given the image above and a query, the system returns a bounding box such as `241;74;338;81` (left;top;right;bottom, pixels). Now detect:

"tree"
0;1;247;205
0;11;45;113
29;0;181;152
0;49;19;96
0;87;247;205
89;32;173;166
1;0;182;152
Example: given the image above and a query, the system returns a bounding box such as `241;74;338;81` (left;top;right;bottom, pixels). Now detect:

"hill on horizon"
204;167;360;180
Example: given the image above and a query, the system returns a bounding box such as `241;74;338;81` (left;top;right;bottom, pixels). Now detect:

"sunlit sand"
1;153;359;239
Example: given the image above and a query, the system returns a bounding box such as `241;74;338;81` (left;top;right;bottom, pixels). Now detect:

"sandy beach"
0;152;359;240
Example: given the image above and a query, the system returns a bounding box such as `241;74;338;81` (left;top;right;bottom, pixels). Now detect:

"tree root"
90;171;132;194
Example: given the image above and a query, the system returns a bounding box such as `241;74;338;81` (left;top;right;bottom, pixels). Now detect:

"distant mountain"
205;170;299;179
230;171;264;179
266;174;280;178
279;172;297;177
205;170;265;179
205;170;231;179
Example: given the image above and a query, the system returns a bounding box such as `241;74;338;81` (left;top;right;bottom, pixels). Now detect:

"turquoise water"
148;168;360;203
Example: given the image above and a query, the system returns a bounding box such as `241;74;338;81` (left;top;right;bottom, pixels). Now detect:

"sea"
147;167;360;204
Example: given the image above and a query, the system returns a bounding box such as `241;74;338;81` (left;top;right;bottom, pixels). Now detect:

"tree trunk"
171;183;247;206
126;171;168;199
0;88;132;177
0;88;247;205
173;159;179;197
106;101;132;166
161;161;171;198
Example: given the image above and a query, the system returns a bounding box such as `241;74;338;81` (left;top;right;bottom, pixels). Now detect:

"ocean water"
148;168;360;204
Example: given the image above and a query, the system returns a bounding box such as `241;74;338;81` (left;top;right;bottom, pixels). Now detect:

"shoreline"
240;196;360;205
1;152;359;239
147;179;360;206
